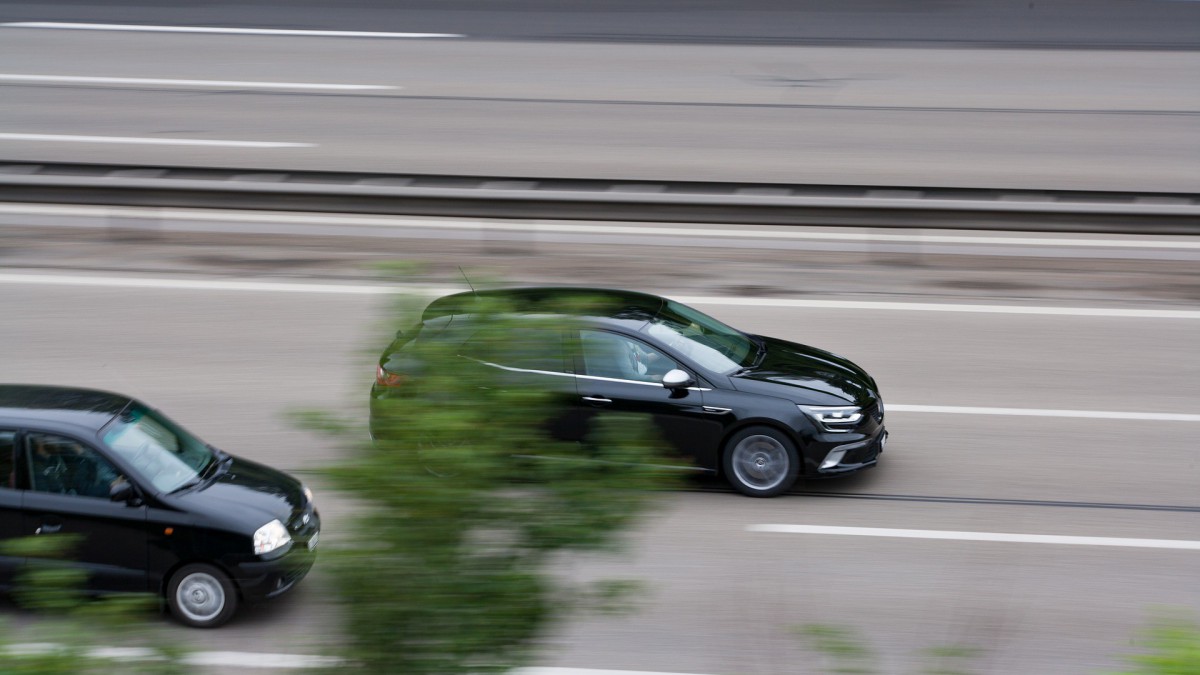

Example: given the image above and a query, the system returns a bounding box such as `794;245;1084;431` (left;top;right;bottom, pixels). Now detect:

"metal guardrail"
1;161;1197;234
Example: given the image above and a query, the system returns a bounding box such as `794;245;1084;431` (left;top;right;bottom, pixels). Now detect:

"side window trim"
0;428;16;491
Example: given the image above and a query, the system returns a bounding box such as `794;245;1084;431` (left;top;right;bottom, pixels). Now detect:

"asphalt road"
0;217;1197;673
2;0;1198;47
1;27;1197;191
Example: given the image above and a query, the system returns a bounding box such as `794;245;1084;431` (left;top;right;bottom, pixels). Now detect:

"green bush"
310;291;676;674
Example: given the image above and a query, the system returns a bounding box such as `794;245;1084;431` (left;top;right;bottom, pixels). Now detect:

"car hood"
168;455;305;532
729;335;877;406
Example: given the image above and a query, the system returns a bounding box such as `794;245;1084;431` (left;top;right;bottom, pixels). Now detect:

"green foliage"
1115;613;1200;675
0;535;190;674
795;624;878;675
794;623;982;675
311;291;676;674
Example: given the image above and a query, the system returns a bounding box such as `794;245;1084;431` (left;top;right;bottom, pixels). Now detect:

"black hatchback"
0;385;319;627
372;287;887;497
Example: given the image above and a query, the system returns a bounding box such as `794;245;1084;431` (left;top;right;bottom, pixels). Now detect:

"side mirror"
661;369;695;390
109;479;139;505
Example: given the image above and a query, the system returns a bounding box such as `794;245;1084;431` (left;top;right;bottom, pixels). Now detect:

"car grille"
843;435;884;465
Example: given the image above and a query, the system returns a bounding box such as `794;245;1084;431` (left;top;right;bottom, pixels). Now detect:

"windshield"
642;300;757;374
101;404;216;493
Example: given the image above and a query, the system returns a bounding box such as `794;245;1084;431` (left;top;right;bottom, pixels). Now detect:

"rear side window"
0;430;14;490
464;326;567;373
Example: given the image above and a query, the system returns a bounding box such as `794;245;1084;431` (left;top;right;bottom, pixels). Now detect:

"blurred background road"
1;0;1198;672
1;6;1198;190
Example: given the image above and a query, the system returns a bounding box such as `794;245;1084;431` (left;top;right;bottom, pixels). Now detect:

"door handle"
582;396;612;405
36;524;62;535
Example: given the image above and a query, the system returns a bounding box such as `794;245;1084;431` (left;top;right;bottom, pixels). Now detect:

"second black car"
372;287;887;497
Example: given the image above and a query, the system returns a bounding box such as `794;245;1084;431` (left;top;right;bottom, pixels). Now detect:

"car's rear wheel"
167;563;238;628
722;426;800;498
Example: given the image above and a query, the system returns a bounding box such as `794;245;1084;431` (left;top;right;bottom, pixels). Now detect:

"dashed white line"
747;524;1200;550
2;22;464;38
0;74;396;90
4;644;342;669
886;404;1200;422
0;133;312;148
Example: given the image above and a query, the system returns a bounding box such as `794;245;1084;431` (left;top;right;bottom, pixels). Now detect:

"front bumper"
231;511;320;604
812;428;887;477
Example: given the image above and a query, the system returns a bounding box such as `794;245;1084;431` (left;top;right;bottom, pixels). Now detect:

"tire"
722;426;800;498
167;563;238;628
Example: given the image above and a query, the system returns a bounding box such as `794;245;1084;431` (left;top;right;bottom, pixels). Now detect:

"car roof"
0;384;132;432
422;287;667;325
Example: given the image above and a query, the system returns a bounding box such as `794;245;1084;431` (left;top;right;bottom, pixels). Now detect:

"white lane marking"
5;644;341;668
748;524;1200;550
0;73;396;90
1;203;1196;251
184;651;343;668
0;273;391;294
2;22;464;38
887;404;1200;422
675;295;1200;319
0;133;311;148
517;670;707;675
1;272;1199;319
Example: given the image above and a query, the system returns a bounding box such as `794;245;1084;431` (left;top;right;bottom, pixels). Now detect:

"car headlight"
799;405;863;433
253;519;292;555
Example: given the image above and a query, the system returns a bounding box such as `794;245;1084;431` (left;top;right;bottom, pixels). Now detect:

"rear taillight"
375;364;406;387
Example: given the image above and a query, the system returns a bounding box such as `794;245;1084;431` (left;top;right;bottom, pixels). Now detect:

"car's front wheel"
722;426;800;498
167;563;238;628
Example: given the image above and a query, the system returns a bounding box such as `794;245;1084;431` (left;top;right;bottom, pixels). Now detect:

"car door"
569;328;726;472
20;431;149;593
0;429;21;585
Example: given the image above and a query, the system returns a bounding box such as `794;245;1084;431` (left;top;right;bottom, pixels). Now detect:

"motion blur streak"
2;272;1199;319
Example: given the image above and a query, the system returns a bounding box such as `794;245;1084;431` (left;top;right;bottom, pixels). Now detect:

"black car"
0;385;319;628
372;287;887;497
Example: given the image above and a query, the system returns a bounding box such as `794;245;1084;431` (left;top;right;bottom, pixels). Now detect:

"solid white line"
0;273;392;294
674;295;1200;319
747;524;1200;550
886;404;1200;422
1;272;1199;319
0;73;396;90
0;133;311;148
2;22;464;38
1;203;1196;251
517;670;708;675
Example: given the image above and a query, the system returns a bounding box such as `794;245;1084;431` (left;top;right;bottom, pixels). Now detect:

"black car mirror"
662;369;694;389
110;479;139;505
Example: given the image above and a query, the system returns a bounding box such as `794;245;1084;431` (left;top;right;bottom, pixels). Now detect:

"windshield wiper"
169;477;203;494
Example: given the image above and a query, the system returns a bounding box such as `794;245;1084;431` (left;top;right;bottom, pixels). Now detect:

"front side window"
580;330;679;384
25;433;123;499
102;405;215;493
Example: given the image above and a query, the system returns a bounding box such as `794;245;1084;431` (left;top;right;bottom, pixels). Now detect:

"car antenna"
458;266;479;298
